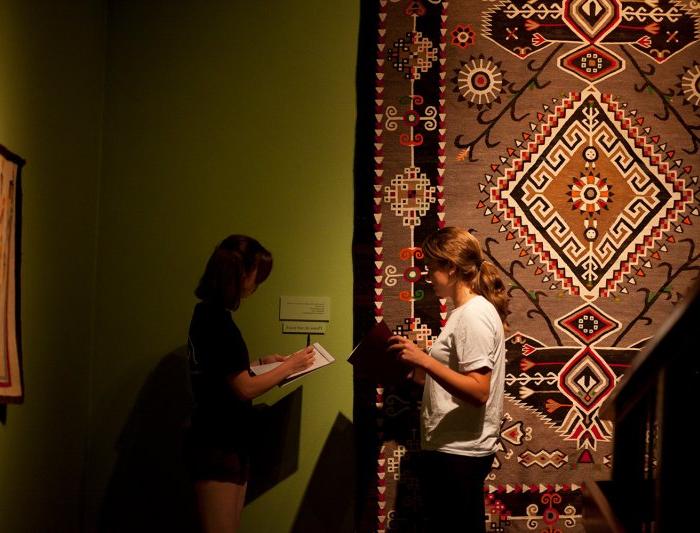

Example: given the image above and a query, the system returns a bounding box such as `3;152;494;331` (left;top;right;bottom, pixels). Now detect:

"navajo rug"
353;1;700;531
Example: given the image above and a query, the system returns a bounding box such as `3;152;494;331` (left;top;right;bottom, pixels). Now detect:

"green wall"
0;0;106;531
1;0;357;531
88;1;357;532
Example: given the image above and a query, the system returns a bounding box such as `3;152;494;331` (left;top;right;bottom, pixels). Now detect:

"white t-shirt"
421;295;505;456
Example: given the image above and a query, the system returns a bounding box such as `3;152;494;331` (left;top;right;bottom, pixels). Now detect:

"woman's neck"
451;283;476;307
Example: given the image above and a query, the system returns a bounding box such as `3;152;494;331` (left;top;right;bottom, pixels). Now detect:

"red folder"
348;321;411;383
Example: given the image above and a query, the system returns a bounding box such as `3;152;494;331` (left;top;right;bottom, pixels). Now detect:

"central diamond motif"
491;88;692;299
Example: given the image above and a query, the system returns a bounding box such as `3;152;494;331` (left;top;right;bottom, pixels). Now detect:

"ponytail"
475;260;510;327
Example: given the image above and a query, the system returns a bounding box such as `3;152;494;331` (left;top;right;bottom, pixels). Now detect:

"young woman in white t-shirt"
388;227;509;532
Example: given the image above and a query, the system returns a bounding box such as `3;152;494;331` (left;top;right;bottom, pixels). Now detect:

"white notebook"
250;342;335;386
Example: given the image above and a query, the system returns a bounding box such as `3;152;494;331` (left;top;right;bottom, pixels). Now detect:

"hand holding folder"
348;321;411;383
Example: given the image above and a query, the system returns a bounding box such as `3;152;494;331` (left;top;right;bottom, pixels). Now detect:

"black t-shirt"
188;301;252;450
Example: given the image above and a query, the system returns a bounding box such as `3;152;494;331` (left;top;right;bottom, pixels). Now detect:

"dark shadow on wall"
98;347;196;533
291;413;355;533
246;386;304;504
99;348;306;532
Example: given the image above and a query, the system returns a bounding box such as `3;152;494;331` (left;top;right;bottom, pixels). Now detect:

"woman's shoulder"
190;301;245;349
454;295;500;325
191;300;233;327
193;300;227;314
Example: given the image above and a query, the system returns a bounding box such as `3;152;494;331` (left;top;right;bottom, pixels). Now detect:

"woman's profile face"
241;267;259;298
425;259;452;298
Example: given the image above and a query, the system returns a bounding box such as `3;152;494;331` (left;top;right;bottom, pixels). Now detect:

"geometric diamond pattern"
559;345;616;414
491;89;693;300
557;303;620;345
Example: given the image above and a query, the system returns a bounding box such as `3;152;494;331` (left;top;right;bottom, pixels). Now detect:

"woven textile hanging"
353;1;700;531
0;145;24;404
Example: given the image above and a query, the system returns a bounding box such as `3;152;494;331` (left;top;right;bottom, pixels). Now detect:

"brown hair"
422;227;509;324
195;235;272;310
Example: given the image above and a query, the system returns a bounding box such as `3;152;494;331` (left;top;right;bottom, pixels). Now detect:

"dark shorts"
420;450;495;533
185;432;250;484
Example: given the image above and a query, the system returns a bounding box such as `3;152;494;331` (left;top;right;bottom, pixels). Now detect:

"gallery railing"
583;280;698;532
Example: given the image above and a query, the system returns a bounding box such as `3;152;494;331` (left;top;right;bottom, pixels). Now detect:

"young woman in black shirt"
187;235;314;532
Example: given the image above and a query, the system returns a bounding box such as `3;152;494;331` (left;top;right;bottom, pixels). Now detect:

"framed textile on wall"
0;145;24;404
353;1;700;531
